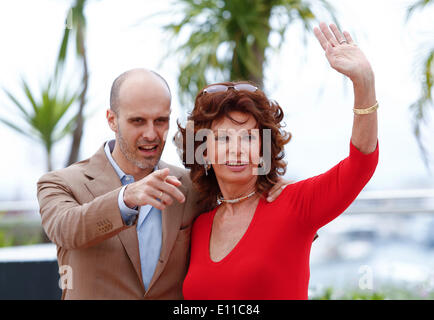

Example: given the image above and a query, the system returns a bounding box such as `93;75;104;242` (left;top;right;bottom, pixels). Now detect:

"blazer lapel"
117;227;144;289
147;161;186;292
83;145;144;289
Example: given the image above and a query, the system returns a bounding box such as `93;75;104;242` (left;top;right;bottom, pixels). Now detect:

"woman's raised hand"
313;22;374;83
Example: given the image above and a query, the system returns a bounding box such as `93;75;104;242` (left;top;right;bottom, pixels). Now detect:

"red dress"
183;140;379;300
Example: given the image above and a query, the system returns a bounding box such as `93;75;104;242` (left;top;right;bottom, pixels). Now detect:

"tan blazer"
37;144;201;300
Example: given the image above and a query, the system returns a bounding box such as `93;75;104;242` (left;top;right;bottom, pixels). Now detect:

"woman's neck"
218;177;257;200
216;177;258;216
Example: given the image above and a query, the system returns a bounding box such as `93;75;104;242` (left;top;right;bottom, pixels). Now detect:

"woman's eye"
242;134;255;141
216;135;229;142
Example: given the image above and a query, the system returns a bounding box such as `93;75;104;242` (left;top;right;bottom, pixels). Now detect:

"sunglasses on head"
202;83;258;95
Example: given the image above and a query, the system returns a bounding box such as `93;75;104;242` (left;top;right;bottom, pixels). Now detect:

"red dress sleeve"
286;139;379;230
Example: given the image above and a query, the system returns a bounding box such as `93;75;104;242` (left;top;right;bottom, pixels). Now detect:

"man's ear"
106;109;118;133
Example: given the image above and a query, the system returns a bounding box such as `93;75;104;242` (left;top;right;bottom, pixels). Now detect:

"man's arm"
37;172;129;250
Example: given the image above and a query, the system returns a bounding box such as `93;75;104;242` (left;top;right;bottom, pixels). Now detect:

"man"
37;68;288;300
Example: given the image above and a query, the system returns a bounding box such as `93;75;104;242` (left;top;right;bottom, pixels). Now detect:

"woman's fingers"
314;23;355;55
343;30;354;44
329;23;346;44
266;179;296;202
313;27;328;51
319;22;339;47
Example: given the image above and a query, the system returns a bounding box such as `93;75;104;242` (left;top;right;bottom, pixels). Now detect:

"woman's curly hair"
174;81;291;212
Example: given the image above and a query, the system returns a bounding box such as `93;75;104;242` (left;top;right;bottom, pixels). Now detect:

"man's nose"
141;123;158;142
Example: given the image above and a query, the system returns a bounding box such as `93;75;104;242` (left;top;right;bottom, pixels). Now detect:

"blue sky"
0;0;433;201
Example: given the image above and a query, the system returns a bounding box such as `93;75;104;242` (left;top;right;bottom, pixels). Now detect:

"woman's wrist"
352;69;376;109
350;67;375;88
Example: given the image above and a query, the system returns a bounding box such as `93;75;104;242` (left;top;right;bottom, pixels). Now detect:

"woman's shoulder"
264;178;313;208
275;179;306;198
281;174;327;195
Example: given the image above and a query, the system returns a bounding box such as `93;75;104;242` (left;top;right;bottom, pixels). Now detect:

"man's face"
107;75;171;171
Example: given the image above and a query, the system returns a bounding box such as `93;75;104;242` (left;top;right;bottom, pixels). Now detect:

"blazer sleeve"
289;139;379;231
37;171;128;250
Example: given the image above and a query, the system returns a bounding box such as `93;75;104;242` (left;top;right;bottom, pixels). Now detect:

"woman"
177;23;379;299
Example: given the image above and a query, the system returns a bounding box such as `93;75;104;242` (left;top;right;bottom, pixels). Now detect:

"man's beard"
116;126;163;170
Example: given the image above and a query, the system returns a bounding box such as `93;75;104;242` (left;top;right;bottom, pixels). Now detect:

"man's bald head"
110;68;171;115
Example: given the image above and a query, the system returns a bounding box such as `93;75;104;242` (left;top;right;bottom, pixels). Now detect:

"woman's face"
207;111;261;187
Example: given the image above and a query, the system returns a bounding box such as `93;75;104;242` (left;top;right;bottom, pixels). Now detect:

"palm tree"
406;0;434;171
159;0;338;106
56;0;89;165
1;78;78;171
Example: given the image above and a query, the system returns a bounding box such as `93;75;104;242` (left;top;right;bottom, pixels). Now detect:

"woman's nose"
227;136;245;159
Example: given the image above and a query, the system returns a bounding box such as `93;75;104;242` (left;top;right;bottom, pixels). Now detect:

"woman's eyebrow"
211;129;259;137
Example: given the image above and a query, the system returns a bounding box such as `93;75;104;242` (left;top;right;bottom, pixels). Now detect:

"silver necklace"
217;190;257;204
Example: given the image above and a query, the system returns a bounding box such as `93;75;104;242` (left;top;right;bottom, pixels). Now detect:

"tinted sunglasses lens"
204;85;229;94
234;84;258;92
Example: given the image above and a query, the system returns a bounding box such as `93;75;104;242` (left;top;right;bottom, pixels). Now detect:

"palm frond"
406;0;434;170
55;0;88;75
55;28;71;78
2;88;31;121
406;0;434;21
21;79;40;114
1;74;78;170
409;49;434;170
410;98;432;172
0;118;31;138
157;0;337;108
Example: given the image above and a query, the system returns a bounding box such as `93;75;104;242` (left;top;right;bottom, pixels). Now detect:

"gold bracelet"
353;101;379;115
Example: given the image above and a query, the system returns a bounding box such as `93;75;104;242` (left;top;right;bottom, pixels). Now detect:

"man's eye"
155;119;169;125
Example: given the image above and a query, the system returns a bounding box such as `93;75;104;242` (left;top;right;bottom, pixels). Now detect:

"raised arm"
284;23;379;231
314;22;378;154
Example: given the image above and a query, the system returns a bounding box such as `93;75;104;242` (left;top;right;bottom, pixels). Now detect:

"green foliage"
406;0;434;171
159;0;338;108
406;0;434;20
312;285;434;300
409;50;434;171
55;0;88;79
1;77;78;171
0;230;14;248
0;222;44;248
56;0;89;166
0;1;89;170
